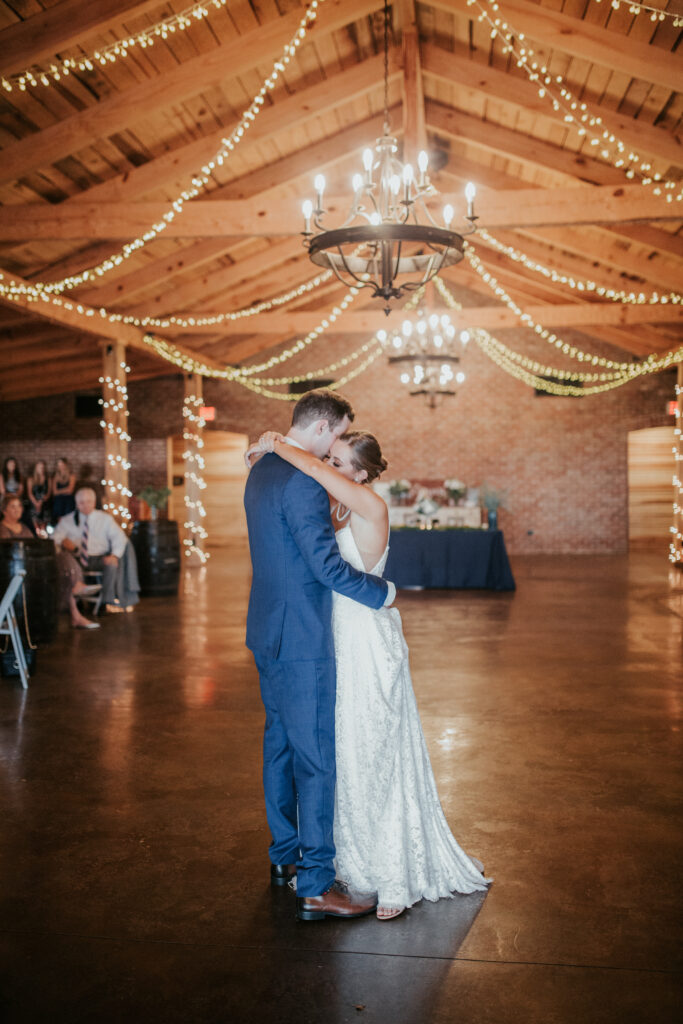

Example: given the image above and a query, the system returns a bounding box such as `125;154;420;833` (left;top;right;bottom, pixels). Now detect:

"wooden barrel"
0;538;59;645
130;520;181;596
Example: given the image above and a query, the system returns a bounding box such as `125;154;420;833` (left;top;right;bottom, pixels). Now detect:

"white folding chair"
0;571;29;689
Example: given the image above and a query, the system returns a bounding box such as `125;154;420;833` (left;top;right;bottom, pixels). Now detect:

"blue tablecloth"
385;529;516;591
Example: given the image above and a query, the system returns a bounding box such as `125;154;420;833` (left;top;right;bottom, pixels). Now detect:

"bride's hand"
244;443;262;469
257;431;285;452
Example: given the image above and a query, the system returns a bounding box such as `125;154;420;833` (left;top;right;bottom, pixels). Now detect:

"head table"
384;527;516;591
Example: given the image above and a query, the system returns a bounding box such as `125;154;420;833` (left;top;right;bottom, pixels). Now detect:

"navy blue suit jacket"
244;452;389;662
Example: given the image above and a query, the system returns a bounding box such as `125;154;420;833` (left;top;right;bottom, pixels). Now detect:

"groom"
244;389;395;921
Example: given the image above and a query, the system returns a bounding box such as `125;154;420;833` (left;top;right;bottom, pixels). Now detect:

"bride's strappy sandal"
377;906;405;920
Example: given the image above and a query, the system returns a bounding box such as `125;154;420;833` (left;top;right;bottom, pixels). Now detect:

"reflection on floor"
0;546;680;1023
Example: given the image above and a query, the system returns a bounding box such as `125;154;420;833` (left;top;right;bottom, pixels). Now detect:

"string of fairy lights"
475;229;683;306
469;0;682;203
2;0;232;94
3;0;678;97
182;392;209;563
591;0;682;24
15;0;325;296
98;359;133;526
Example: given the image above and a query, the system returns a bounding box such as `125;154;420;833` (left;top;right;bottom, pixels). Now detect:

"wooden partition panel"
171;430;248;548
628;426;676;543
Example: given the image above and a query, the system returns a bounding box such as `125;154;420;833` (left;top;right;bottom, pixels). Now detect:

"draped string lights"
98;359;132;525
182;393;209;563
591;0;682;24
2;0;230;93
476;229;683;306
469;0;682;202
462;246;683;372
16;0;325;295
671;382;683;566
433;276;683;396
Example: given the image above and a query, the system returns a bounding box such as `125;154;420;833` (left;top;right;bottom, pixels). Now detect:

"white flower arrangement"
444;477;466;503
415;488;441;517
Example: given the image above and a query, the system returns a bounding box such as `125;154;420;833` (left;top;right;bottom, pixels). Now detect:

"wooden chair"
0;571;29;689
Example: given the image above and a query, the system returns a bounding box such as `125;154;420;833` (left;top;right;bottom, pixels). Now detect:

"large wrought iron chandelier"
301;0;477;314
379;310;469;408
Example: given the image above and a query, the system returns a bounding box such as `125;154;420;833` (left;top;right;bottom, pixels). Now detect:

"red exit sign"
200;406;216;421
667;400;679;416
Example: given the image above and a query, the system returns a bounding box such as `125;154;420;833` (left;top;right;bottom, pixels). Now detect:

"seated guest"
53;487;140;613
1;495;99;629
0;494;31;539
27;460;52;532
0;457;24;500
51;457;76;523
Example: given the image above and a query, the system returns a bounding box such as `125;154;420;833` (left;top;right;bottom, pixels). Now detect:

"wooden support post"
671;363;683;570
182;374;209;564
100;342;131;528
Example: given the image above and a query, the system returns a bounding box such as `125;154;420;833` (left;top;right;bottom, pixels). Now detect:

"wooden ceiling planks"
0;0;680;400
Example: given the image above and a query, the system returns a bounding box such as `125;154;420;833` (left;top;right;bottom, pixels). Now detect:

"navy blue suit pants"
254;652;337;898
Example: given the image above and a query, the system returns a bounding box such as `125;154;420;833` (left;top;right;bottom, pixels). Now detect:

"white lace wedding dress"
332;524;492;910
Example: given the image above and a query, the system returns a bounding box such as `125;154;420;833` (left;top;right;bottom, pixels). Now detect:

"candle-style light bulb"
352;172;363;194
363;147;374;183
314;173;325;209
443;203;454;227
402;163;413;202
302;198;313;231
417;149;429;185
465;181;476;218
460;330;470;344
402;319;413;337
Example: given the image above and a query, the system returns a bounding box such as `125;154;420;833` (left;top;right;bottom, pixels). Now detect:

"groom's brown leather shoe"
270;863;297;888
297;880;378;921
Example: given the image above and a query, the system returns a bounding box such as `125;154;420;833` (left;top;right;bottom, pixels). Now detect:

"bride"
248;427;491;919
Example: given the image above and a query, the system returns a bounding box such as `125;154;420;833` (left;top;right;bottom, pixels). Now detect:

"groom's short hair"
291;389;354;429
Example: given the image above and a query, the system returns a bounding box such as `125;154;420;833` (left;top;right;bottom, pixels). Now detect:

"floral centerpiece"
444;477;466;505
415;489;441;519
387;478;412;505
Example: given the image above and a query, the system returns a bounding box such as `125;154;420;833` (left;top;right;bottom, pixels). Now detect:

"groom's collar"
283;437;305;451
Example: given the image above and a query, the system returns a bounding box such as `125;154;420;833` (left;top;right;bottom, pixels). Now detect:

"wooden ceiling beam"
0;0;383;188
527;225;683;295
76;110;393;307
0;0;162;77
123;239;306;319
2;184;676;240
72;54;401;205
421;43;683;170
428;0;683;92
154;303;683;337
426;100;624;187
0;268;223;372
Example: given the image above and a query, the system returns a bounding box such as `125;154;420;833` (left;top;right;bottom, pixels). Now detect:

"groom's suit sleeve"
283;472;389;610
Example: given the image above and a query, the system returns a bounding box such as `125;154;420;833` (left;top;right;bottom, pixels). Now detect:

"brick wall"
1;330;675;553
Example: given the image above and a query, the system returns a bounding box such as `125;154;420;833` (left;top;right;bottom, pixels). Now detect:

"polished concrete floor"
0;545;681;1023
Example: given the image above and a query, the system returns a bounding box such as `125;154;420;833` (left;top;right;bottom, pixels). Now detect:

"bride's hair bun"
340;430;387;483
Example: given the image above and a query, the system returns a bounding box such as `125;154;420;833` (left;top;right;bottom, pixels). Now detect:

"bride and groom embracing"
244;389;490;922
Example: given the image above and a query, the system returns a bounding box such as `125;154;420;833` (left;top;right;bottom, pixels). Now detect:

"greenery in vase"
388;478;411;498
478;483;508;512
137;486;171;510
